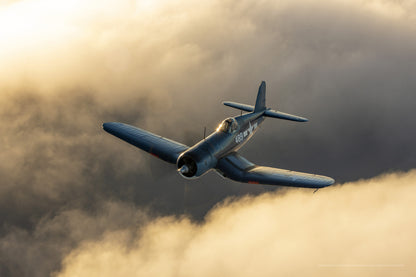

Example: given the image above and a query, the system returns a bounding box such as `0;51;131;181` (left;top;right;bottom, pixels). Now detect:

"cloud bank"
56;170;416;277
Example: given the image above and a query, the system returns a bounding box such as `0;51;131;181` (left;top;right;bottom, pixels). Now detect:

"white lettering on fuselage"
235;121;258;143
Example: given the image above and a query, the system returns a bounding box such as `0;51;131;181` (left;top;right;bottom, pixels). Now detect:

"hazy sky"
0;0;415;276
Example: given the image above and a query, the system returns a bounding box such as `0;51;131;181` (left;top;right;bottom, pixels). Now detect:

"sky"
0;0;415;276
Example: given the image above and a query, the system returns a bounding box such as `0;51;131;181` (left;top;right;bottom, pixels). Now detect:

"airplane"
103;81;335;188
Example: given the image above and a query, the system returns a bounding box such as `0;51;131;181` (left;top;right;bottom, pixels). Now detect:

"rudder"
254;81;266;112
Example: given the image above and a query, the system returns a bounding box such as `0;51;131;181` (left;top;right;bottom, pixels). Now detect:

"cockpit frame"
217;118;239;133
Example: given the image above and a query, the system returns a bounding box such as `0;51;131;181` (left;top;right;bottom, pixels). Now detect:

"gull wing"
103;122;188;164
216;152;334;188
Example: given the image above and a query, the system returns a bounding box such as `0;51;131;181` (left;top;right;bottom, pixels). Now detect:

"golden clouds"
0;0;415;97
0;0;212;94
57;171;416;277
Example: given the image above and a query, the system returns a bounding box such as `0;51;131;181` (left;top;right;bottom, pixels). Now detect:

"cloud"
0;201;150;277
56;170;416;277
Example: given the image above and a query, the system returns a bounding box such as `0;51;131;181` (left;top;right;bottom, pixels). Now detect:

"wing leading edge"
103;122;188;164
216;152;334;188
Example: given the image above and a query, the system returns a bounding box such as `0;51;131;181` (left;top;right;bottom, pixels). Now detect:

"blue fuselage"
177;112;265;178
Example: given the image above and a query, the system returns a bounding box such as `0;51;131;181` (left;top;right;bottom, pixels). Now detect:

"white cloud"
57;170;416;277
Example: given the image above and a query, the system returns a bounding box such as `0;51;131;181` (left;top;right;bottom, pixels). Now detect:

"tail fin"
254;81;266;112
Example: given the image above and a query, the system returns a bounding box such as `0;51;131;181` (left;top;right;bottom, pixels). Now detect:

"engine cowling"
177;149;217;179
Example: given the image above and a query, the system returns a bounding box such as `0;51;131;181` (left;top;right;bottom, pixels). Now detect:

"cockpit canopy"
217;118;239;133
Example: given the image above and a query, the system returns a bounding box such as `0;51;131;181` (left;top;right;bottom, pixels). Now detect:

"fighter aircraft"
103;81;334;188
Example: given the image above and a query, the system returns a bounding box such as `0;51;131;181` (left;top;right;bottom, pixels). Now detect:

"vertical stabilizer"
254;81;266;112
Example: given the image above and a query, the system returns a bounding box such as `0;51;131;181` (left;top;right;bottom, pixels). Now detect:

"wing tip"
102;122;110;131
103;122;124;133
319;176;335;187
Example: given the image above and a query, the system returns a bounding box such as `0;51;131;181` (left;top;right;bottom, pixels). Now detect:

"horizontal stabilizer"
264;109;308;122
223;101;254;112
223;101;308;122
